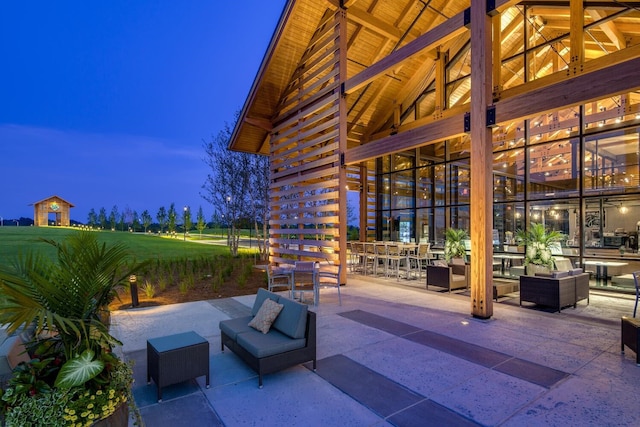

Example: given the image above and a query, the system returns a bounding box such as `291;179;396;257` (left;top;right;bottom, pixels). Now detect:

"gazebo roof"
30;195;75;208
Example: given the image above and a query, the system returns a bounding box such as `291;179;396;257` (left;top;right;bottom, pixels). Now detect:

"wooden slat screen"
269;11;344;266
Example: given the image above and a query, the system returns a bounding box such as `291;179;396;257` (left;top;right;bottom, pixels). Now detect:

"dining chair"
363;243;377;275
407;243;430;279
386;243;403;280
316;264;342;305
633;271;640;317
267;265;293;296
293;261;317;304
375;243;389;277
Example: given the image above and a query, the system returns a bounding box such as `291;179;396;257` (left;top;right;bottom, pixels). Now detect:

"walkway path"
110;274;640;426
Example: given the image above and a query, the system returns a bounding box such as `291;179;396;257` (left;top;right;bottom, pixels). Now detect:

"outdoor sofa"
519;269;589;312
219;288;316;388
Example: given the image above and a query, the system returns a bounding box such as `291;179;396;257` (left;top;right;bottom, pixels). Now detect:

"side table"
621;316;640;366
147;331;210;402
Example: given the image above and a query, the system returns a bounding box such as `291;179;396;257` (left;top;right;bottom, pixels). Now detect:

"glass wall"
374;94;640;292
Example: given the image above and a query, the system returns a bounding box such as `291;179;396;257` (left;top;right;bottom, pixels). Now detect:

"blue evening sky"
0;1;286;222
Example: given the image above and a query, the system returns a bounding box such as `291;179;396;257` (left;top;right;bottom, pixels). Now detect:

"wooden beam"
343;11;467;94
469;0;494;319
492;13;502;94
495;56;640;125
435;48;447;116
588;9;625;50
569;0;584;66
344;112;466;165
244;116;273;132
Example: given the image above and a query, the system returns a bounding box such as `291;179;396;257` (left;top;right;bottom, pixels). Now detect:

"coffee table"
147;331;210;402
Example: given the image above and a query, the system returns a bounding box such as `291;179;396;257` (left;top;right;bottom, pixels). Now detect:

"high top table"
147;331;210;402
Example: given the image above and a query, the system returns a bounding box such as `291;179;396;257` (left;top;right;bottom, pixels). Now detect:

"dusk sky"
0;1;286;223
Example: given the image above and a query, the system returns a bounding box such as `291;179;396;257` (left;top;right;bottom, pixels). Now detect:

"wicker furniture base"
147;331;210;402
621;316;640;366
519;273;589;312
493;282;519;301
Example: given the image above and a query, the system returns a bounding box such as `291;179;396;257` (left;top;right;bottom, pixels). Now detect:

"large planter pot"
92;401;129;427
527;264;550;276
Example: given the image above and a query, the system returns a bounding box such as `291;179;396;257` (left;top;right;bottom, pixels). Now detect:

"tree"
99;207;107;230
202;119;252;256
122;205;133;230
247;154;270;261
109;205;118;231
87;208;97;227
156;207;167;233
183;206;192;236
132;210;140;232
196;206;206;237
118;212;126;232
141;210;152;233
167;203;177;234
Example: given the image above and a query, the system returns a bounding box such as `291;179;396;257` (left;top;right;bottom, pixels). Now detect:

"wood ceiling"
230;0;640;155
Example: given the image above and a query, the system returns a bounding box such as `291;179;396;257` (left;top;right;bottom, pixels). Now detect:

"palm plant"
444;228;468;262
515;222;563;270
0;231;145;425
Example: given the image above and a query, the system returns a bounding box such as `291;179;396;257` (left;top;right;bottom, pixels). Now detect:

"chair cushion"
248;298;284;334
272;296;308;339
252;288;280;316
236;329;306;358
219;316;254;340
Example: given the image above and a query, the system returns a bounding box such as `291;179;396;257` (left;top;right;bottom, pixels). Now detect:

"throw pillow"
248;298;284;334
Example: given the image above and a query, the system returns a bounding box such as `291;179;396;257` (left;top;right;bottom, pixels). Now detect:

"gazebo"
31;195;74;227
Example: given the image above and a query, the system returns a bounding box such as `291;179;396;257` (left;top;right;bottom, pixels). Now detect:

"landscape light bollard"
129;275;139;308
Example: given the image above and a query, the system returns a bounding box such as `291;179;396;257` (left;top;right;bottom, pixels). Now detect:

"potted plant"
515;222;563;274
0;231;145;426
444;228;468;263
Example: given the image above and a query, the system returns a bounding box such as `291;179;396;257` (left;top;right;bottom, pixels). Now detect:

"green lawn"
0;226;241;271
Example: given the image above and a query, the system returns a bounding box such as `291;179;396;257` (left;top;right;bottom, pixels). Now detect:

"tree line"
85;114;271;259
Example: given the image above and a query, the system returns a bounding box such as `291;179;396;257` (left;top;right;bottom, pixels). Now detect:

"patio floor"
110;274;640;426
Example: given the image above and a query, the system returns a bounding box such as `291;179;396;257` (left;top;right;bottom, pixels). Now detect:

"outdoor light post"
183;206;187;241
129;275;139;308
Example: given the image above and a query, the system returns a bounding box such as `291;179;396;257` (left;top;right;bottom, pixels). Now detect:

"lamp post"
183;206;188;241
129;275;139;308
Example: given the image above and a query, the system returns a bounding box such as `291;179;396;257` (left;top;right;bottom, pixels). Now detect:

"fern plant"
0;231;145;425
444;228;468;262
515;222;563;270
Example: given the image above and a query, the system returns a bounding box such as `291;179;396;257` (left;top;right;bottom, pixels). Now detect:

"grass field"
0;226;241;271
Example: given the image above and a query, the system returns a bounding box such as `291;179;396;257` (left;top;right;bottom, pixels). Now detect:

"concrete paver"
110;274;640;426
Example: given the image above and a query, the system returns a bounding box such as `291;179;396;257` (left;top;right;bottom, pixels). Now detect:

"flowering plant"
1;358;134;427
516;223;563;270
0;231;145;426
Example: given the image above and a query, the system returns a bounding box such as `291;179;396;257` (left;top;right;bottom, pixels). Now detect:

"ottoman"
147;331;210;402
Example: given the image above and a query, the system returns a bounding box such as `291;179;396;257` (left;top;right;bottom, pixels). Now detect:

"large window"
583;128;640;195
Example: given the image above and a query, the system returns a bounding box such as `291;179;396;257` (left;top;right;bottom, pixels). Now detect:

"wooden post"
569;0;584;70
337;7;348;283
470;0;494;319
359;163;368;242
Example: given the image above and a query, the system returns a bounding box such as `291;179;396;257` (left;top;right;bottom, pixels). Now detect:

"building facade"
229;0;640;318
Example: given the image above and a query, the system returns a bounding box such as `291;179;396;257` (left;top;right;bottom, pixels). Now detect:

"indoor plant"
0;231;145;426
515;222;563;273
444;228;468;263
